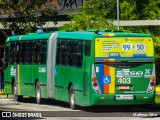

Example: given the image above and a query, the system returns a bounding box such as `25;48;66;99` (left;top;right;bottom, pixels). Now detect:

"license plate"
116;95;134;100
119;86;130;90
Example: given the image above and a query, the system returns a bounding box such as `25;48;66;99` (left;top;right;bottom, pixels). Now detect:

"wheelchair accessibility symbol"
103;76;111;84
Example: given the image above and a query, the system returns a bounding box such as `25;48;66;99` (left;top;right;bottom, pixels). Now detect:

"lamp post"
117;0;120;30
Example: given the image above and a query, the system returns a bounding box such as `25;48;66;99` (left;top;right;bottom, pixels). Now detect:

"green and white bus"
3;30;156;109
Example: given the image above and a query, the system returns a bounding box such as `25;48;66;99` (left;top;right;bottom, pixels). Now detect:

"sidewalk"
0;89;4;95
0;94;14;99
0;89;14;99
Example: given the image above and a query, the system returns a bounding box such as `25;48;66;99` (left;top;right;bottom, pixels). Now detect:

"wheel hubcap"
13;84;16;95
70;90;74;105
37;88;40;100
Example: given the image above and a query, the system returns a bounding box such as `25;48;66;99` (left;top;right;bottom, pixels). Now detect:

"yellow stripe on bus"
18;65;20;95
109;66;115;94
109;59;115;62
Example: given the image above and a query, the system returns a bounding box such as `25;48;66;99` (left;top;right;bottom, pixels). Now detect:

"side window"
68;41;76;66
28;42;33;64
56;40;60;65
84;41;91;56
3;46;9;69
56;39;83;68
75;41;83;67
32;42;40;64
10;43;18;64
10;43;15;64
21;42;28;64
36;42;41;64
40;41;47;64
59;40;69;65
15;43;21;64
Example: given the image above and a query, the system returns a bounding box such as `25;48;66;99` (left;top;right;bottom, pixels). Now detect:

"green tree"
60;0;117;30
120;0;138;20
0;0;57;34
143;0;160;19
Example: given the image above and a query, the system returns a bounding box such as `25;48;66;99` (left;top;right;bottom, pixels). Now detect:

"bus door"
47;33;58;99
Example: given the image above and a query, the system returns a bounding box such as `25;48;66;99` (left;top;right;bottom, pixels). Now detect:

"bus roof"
6;32;51;43
97;32;152;37
6;31;96;43
57;31;95;40
5;30;152;43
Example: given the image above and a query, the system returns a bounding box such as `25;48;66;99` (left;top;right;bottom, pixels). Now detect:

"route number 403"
118;78;131;84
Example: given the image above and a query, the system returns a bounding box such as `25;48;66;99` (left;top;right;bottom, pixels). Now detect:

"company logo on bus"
144;69;151;78
10;66;16;76
38;67;46;73
117;69;143;78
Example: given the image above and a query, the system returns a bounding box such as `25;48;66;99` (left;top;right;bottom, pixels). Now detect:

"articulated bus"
3;30;156;109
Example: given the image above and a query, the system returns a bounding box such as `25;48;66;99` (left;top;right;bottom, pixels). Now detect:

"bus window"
33;42;40;64
19;42;23;63
15;43;21;64
28;42;33;64
40;41;47;64
56;40;60;65
57;40;83;68
68;41;76;66
75;41;83;68
3;46;9;69
84;41;91;56
21;42;28;64
10;43;15;64
58;40;67;66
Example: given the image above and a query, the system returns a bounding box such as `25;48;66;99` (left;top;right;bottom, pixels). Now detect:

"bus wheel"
36;81;41;104
69;85;76;110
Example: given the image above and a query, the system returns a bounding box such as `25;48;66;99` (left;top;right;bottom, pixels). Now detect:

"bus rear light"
92;77;97;81
151;76;156;81
103;33;114;37
150;81;155;86
146;64;155;93
93;82;98;86
92;64;101;94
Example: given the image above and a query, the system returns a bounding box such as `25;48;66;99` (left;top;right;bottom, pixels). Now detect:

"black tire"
69;85;76;110
36;81;41;104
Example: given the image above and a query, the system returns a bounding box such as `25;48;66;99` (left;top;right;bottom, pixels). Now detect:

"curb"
0;94;14;99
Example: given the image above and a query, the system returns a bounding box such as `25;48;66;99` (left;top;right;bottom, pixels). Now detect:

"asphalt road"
0;97;160;120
